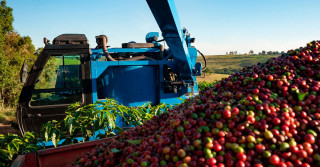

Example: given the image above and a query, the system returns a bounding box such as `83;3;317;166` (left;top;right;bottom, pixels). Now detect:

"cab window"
30;55;82;106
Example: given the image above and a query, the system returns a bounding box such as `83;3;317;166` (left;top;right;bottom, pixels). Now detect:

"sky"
7;0;320;55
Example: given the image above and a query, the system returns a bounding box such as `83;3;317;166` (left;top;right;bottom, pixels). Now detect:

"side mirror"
20;61;28;83
20;59;34;83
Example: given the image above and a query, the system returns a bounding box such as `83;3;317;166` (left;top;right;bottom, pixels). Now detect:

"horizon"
7;0;320;55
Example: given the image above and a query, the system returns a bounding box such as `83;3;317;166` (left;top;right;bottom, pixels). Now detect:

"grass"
56;56;81;65
197;54;278;74
0;107;16;125
196;54;279;82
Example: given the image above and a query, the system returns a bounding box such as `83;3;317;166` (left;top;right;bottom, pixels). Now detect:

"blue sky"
7;0;320;55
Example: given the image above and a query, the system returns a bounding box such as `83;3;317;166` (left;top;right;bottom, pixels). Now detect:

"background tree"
0;0;36;108
261;50;266;55
0;32;36;107
0;0;13;47
249;50;254;55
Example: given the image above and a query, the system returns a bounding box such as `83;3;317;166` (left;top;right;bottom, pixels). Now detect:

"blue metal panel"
97;66;158;106
94;61;118;77
118;60;158;66
161;97;184;105
188;47;198;68
91;61;99;103
91;61;119;103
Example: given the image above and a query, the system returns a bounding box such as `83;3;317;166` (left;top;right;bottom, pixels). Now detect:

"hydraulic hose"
197;49;207;71
101;35;116;61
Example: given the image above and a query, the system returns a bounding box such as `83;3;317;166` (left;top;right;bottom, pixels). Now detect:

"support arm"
146;0;193;80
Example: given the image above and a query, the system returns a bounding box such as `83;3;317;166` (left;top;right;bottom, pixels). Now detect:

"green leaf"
110;148;121;153
44;131;49;143
99;113;105;126
52;132;57;147
7;143;16;159
73;111;81;119
93;117;100;131
297;92;308;101
64;117;70;128
69;118;74;135
0;149;9;157
106;111;115;129
107;132;117;137
81;127;87;142
52;130;60;147
127;139;141;145
86;130;92;137
114;127;124;134
23;132;35;140
70;128;80;139
44;123;52;143
11;139;22;152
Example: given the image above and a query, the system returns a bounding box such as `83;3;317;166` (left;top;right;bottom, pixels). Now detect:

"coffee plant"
0;132;43;167
42;99;172;147
198;81;218;91
0;99;173;166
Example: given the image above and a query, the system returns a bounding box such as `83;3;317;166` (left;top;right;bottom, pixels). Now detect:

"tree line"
226;50;285;55
0;0;37;108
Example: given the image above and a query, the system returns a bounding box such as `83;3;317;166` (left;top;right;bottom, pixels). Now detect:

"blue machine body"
89;0;201;108
90;47;199;107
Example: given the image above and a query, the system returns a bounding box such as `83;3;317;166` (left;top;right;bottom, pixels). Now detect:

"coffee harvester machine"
17;0;205;135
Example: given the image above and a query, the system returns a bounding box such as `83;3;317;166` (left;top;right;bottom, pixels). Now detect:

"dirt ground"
197;73;230;82
0;124;20;135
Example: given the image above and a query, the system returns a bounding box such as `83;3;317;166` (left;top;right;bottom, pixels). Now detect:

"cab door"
17;42;92;134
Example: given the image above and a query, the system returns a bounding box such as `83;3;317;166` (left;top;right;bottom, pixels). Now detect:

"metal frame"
17;44;91;134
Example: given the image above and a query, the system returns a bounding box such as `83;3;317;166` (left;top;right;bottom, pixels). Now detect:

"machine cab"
17;34;92;134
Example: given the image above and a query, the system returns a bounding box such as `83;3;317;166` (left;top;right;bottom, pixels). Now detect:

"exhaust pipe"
96;35;116;61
